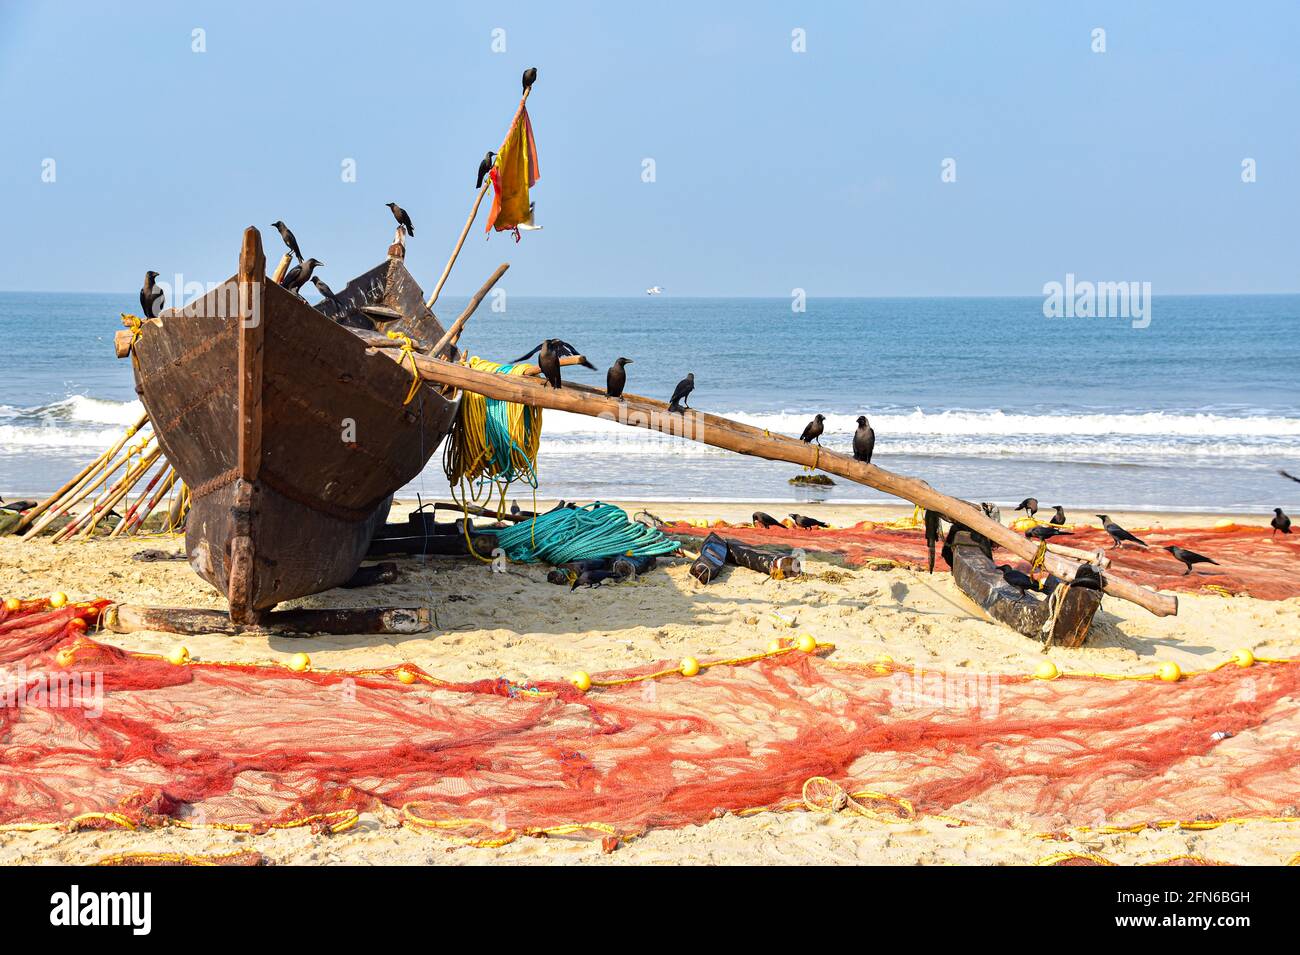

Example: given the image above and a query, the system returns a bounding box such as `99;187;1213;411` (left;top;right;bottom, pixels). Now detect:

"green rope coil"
490;502;680;564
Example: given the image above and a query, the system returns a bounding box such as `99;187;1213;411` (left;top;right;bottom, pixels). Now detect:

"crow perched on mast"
522;67;538;93
476;151;496;189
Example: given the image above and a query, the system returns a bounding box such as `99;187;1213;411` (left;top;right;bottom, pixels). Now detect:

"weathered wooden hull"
131;236;457;620
949;532;1102;647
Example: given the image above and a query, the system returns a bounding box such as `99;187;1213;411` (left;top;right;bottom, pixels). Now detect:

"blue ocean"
2;291;1297;513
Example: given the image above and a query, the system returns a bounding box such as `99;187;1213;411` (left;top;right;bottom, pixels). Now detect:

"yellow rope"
443;356;540;488
120;313;143;346
385;331;422;404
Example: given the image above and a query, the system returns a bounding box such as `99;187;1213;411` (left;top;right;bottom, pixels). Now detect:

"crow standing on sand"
513;339;595;390
1026;525;1071;542
1097;514;1147;549
799;414;825;445
139;271;163;318
281;258;324;295
271;221;303;262
668;373;695;413
790;513;828;529
386;202;415;236
476;151;496;189
1015;498;1039;518
606;357;633;399
1272;507;1291;535
1049;505;1067;525
1164;545;1219;575
853;415;875;464
752;511;781;529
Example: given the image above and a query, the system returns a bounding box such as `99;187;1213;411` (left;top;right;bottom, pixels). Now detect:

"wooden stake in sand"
400;356;1178;618
15;410;149;534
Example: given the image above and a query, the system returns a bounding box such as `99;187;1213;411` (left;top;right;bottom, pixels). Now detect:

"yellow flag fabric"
487;104;539;234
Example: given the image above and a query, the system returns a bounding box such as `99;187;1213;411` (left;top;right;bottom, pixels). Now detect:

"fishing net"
664;520;1300;600
2;599;1297;846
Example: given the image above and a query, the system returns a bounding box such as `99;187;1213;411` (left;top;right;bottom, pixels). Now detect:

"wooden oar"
398;355;1177;618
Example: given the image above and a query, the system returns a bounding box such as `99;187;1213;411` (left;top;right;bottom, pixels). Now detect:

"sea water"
2;292;1297;513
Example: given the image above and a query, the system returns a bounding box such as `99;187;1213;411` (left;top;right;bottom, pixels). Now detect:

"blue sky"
0;1;1296;296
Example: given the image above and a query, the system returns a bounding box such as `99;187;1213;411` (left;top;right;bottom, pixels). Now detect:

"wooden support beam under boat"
103;603;434;637
400;356;1178;617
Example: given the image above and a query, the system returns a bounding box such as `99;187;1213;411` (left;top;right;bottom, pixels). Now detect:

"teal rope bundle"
480;365;539;486
491;502;680;564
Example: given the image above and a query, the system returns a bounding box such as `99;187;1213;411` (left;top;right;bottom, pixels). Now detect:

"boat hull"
131;245;457;618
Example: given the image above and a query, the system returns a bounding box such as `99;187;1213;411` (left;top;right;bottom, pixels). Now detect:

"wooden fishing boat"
947;530;1103;647
128;227;458;623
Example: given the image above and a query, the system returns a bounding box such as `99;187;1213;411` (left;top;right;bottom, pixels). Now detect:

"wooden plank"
105;603;433;637
237;227;266;482
402;355;1178;618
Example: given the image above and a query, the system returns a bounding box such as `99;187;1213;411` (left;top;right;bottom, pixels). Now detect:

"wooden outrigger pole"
400;356;1177;618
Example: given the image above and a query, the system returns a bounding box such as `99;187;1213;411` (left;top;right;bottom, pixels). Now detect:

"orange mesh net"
2;599;1298;846
664;521;1300;600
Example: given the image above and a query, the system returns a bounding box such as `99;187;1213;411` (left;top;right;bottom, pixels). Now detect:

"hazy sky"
0;1;1295;296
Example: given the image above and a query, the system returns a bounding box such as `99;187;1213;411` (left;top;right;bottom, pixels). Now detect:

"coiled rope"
490;502;680;564
444;357;541;498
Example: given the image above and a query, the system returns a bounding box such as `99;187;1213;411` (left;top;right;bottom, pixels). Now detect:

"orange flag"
487;102;540;237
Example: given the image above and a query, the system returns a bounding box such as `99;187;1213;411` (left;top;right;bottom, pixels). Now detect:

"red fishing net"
2;600;1297;846
664;520;1300;600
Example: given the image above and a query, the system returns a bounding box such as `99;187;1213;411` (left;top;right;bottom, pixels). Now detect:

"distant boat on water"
646;286;663;295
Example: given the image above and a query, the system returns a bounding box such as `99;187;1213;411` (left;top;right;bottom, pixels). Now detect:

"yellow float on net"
1035;660;1059;680
1231;649;1254;668
766;639;782;654
796;633;817;653
288;652;311;673
1157;661;1182;682
680;656;701;677
166;645;191;666
48;592;68;609
56;647;76;667
570;671;592;693
397;668;417;684
3;597;20;612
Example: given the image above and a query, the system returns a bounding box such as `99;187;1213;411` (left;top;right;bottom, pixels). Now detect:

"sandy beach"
2;500;1297;866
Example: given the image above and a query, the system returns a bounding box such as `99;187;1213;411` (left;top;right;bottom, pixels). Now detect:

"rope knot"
386;331;422;405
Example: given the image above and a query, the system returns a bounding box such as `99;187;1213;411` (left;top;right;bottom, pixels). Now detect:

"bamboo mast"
399;355;1178;618
425;85;533;309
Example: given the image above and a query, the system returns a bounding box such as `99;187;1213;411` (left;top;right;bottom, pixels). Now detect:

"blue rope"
489;502;679;564
480;364;539;488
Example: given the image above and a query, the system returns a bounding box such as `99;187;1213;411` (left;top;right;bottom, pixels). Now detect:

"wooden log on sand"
104;603;433;637
400;356;1177;617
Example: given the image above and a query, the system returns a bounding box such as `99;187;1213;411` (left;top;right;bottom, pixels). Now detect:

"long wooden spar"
398;354;1177;617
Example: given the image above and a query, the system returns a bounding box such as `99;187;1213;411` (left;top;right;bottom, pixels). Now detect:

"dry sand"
2;501;1297;866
